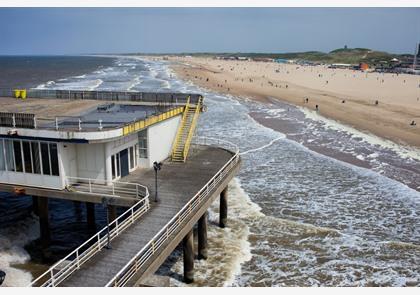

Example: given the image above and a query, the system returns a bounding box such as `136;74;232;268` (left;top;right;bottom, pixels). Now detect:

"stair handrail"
171;95;190;159
183;96;203;161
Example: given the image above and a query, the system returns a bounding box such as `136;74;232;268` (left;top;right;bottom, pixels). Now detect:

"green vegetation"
136;47;411;66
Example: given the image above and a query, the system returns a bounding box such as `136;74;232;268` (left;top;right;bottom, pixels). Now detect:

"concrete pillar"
86;202;96;230
219;187;228;228
197;211;208;260
38;197;50;247
32;195;39;216
183;229;194;283
107;205;117;222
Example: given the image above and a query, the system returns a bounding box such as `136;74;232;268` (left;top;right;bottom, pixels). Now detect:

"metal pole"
105;206;111;249
155;169;158;202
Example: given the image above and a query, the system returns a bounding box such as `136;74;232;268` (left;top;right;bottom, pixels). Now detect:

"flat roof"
0;97;174;131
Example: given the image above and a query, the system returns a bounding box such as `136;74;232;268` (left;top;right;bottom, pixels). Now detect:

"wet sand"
165;56;420;148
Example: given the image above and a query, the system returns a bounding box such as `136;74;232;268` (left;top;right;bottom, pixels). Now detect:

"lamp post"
0;270;5;286
153;161;162;202
101;198;112;250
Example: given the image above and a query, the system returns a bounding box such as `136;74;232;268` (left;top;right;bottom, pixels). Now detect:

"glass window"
138;129;147;158
13;140;23;172
50;143;59;176
4;140;15;171
22;141;33;173
31;142;41;174
41;142;50;175
111;155;115;179
0;140;5;171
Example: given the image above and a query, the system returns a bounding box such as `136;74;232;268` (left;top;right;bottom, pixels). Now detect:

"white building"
0;90;202;190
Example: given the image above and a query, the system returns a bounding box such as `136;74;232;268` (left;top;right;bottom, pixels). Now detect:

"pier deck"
56;145;239;286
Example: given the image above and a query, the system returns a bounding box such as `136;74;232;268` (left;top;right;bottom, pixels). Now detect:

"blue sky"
0;8;419;55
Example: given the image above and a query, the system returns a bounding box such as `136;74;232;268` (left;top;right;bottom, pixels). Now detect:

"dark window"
22;141;33;173
49;143;59;176
41;143;50;175
116;153;120;177
31;142;41;174
13;141;23;172
111;155;115;179
129;146;134;169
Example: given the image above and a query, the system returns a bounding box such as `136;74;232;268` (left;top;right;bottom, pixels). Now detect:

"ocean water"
0;56;419;287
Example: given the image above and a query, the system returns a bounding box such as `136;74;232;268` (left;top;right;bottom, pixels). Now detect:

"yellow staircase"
172;96;203;162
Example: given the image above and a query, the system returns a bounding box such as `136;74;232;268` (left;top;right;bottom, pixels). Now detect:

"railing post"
89;179;92;193
97;234;101;251
76;250;80;269
131;207;134;223
50;269;55;287
12;114;16;127
98;119;103;130
78;118;82;131
33;116;37;128
55;117;59;130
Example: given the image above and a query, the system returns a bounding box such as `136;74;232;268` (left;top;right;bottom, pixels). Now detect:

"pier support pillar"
86;202;96;230
219;187;228;228
183;229;194;283
38;197;50;247
32;195;39;216
197;211;208;260
107;205;117;222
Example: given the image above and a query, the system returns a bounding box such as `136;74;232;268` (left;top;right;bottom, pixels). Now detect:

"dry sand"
166;56;420;148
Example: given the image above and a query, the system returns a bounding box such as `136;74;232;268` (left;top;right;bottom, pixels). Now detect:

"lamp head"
153;161;162;171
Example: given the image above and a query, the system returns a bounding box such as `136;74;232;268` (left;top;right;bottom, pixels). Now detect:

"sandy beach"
165;56;420;148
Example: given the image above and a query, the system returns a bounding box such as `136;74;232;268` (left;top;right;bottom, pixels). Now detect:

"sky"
0;8;419;55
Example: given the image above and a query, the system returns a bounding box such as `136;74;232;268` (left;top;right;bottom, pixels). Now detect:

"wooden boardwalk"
59;145;236;286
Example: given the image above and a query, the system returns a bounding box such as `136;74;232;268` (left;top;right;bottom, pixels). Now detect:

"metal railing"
105;136;240;286
183;97;203;160
65;176;148;200
0;88;202;104
29;184;150;287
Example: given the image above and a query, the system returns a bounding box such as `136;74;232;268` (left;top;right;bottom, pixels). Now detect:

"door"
120;149;129;177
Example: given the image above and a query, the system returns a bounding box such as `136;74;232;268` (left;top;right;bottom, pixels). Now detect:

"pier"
30;139;240;286
0;89;240;286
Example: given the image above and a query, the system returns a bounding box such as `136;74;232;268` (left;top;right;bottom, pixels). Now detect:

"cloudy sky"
0;8;419;55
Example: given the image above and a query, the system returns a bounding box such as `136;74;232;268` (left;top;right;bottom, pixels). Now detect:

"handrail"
65;176;147;200
106;136;239;286
183;96;203;160
171;95;190;159
29;185;150;287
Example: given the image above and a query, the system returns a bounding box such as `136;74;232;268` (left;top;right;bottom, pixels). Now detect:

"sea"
0;55;419;287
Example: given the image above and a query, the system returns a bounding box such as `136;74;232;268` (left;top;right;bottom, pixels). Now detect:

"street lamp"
101;198;112;250
0;270;5;286
153;161;163;202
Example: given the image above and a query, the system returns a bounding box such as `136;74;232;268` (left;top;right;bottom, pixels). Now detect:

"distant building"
252;57;274;63
328;63;353;69
274;58;289;64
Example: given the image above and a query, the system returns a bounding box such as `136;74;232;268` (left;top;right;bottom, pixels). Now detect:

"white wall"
59;143;77;184
0;170;62;189
143;115;181;168
76;143;106;181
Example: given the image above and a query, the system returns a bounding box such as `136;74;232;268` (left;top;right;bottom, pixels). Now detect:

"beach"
166;56;420;148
